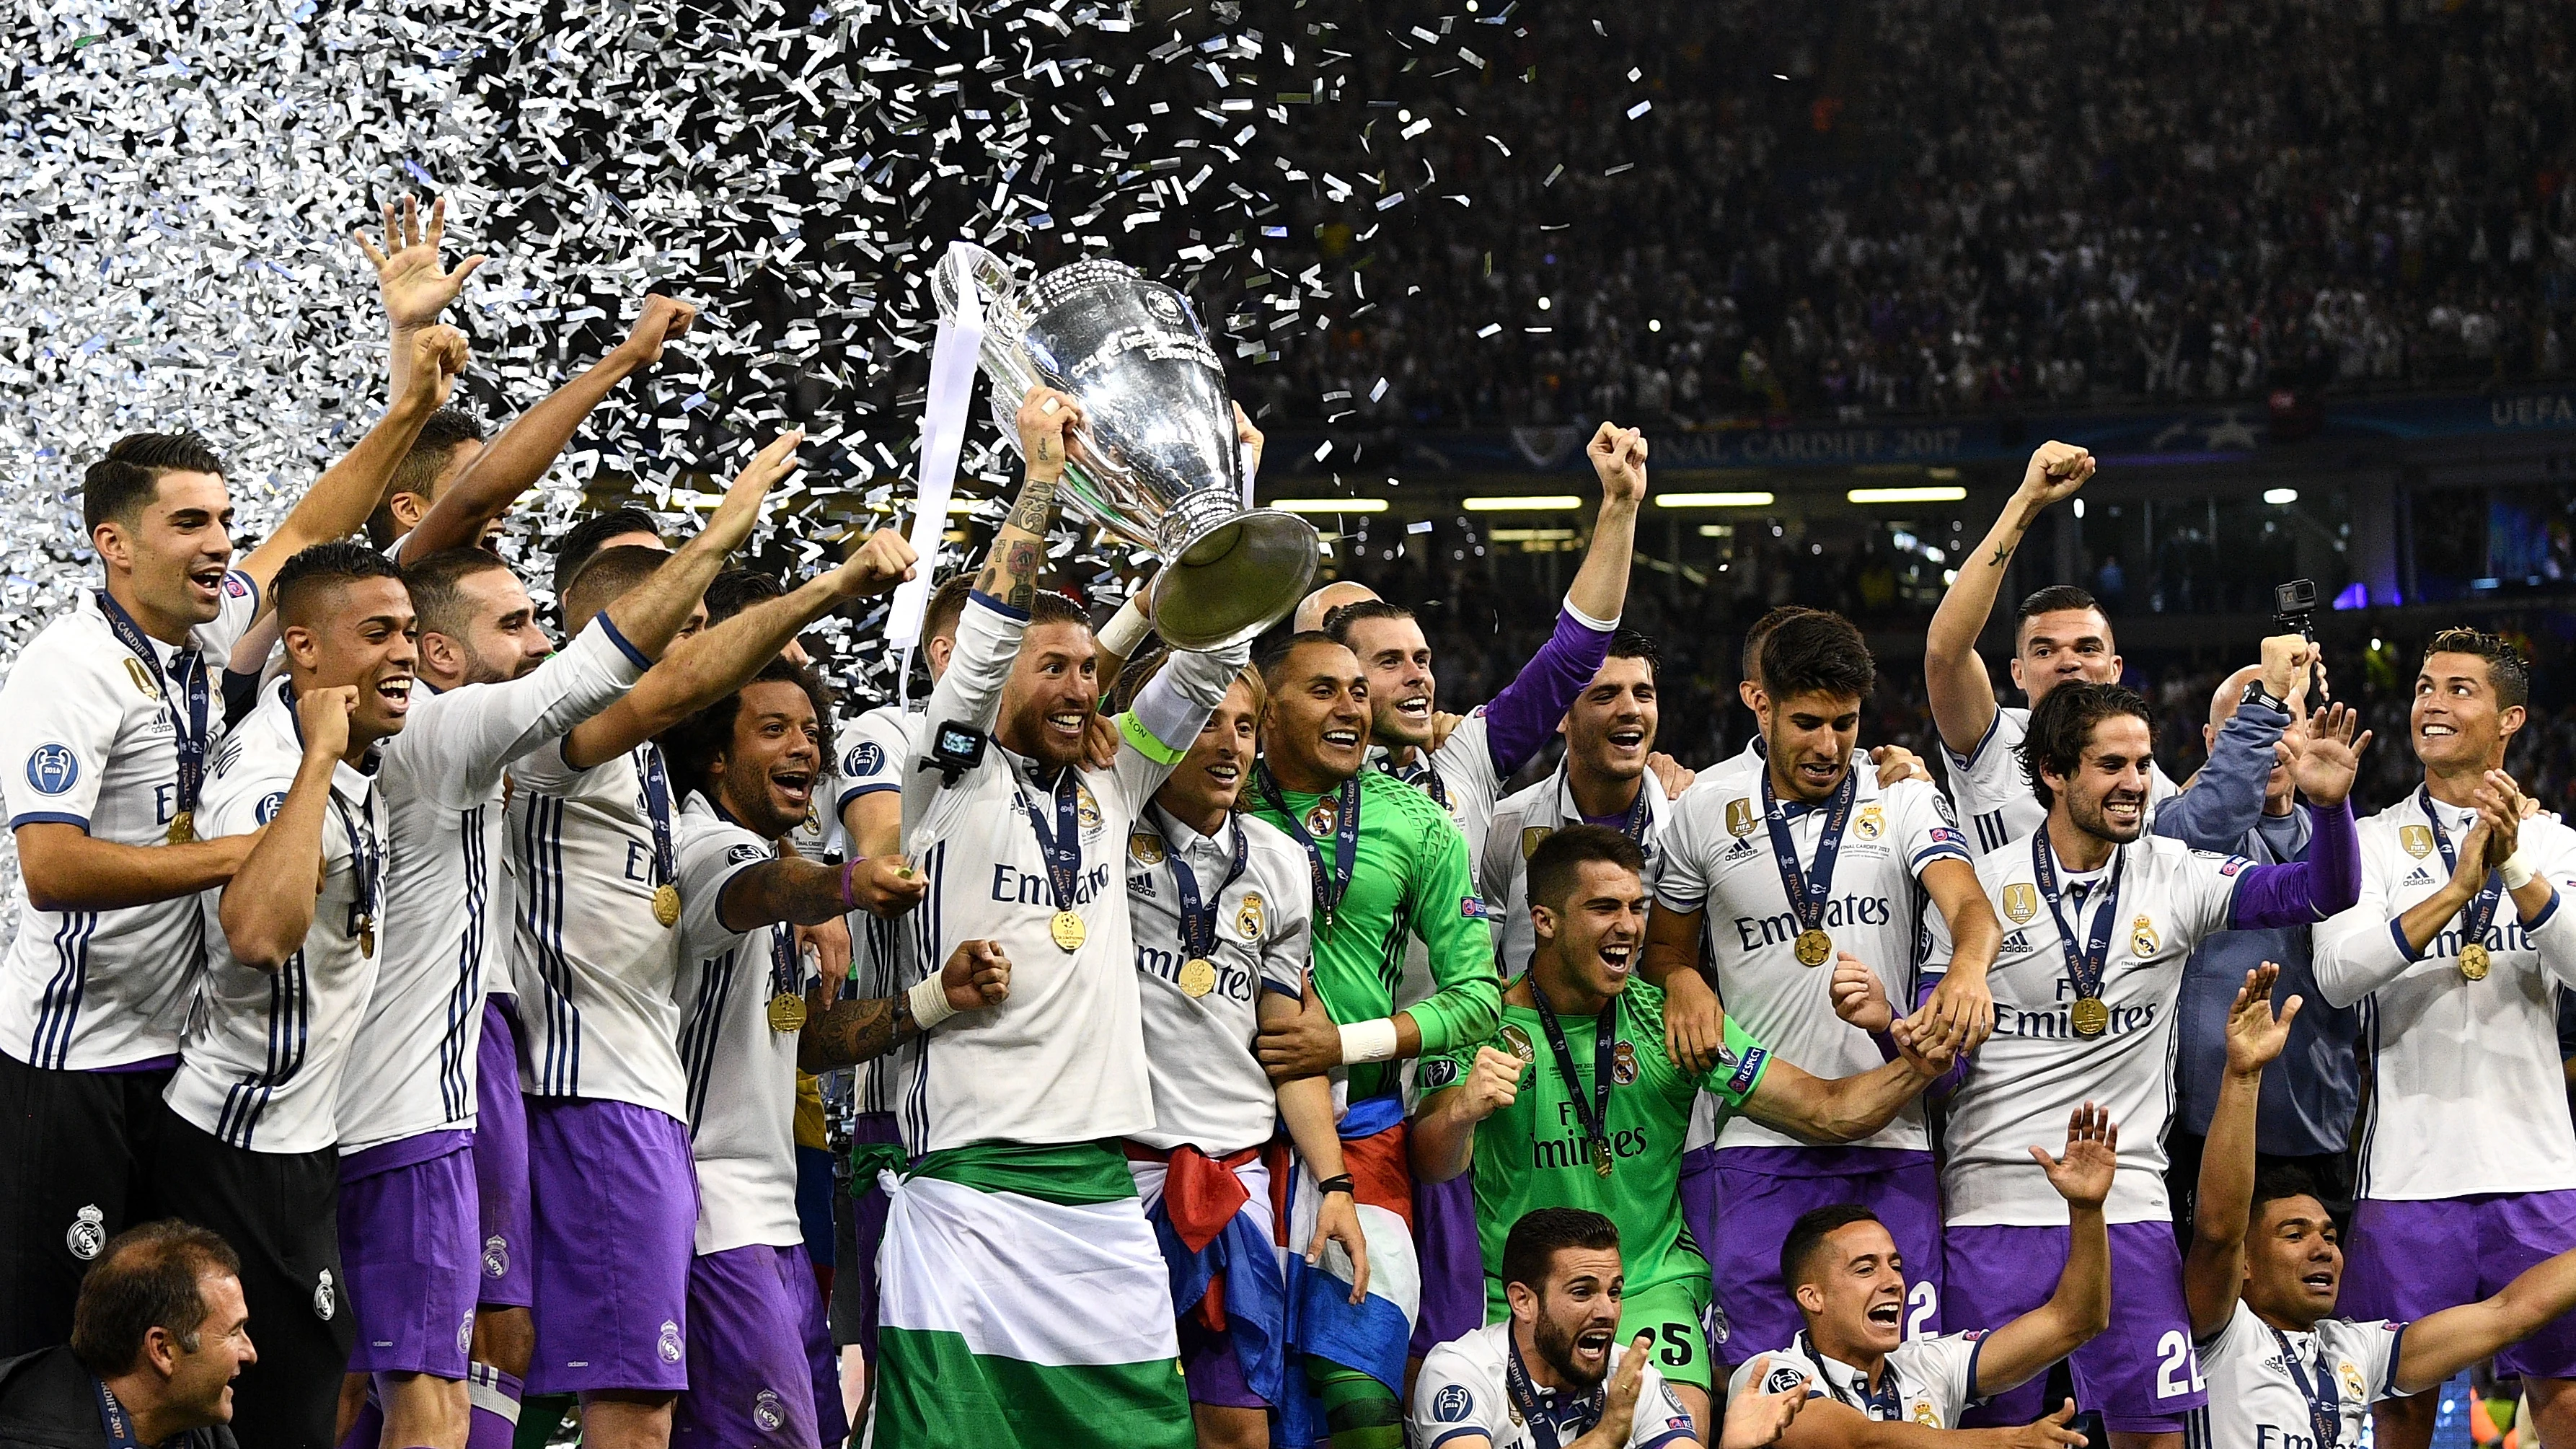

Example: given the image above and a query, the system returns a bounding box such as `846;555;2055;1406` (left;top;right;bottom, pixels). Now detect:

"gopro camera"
2271;578;2326;705
925;721;987;785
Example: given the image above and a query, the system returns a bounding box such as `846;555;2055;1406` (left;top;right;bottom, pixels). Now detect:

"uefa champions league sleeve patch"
1432;1383;1473;1422
255;791;287;824
23;744;78;795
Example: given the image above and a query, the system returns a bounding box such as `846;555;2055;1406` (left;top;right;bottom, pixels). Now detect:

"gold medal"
2070;996;2110;1036
653;883;682;928
1591;1140;1614;1178
1050;909;1086;951
1793;928;1832;968
1178;958;1217;998
767;992;809;1033
2460;942;2492;981
356;918;376;958
167;811;193;845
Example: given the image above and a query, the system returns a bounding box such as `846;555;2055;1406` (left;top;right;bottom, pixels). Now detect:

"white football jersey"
165;680;385;1153
1653;755;1972;1153
0;576;263;1070
338;621;646;1152
835;703;925;1115
1480;762;1672;977
506;739;687;1119
1411;1321;1697;1449
2314;793;2576;1200
893;593;1240;1153
1933;832;2246;1225
670;794;811;1255
1725;1329;1985;1426
1942;705;2176;858
2195;1302;2408;1448
1123;805;1310;1154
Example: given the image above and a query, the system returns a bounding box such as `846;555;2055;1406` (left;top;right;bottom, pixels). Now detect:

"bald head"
1294;580;1380;634
2210;664;2267;739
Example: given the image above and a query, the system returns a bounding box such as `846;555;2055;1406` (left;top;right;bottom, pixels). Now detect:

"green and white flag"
872;1140;1194;1448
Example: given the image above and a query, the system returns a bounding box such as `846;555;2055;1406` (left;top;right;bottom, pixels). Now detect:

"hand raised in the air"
824;529;920;599
355;195;485;333
2029;1102;2117;1211
296;685;361;764
1721;1355;1809;1448
940;938;1010;1012
398;325;471;412
1015;387;1086;478
2222;963;2300;1078
2016;441;2094;506
1829;953;1892;1033
2286;703;2370;809
1590;1332;1654;1448
698;431;802;555
619;294;699;366
1586;422;1649;505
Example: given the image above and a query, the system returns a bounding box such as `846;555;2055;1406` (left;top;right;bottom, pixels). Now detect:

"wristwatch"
2239;680;2289;715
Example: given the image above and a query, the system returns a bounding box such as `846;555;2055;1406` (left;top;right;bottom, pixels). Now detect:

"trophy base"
1147;507;1320;651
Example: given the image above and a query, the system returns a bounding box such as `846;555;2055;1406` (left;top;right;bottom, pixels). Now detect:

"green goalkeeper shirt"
1420;977;1773;1317
1245;767;1501;1101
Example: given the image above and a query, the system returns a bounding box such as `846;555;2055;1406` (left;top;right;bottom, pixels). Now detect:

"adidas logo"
2001;932;2032;954
2403;868;2431;886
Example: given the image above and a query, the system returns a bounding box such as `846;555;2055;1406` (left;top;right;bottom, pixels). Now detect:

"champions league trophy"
934;244;1318;651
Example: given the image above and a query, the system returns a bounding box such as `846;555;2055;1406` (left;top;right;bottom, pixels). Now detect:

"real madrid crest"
1305;798;1337;837
314;1268;336;1321
2338;1360;2366;1402
1129;832;1166;866
121;657;159;701
1237;891;1265;940
66;1204;105;1261
2400;824;2435;859
2001;882;2039;925
1521;825;1554;860
1611;1040;1639;1085
1856;803;1885;841
1075;783;1103;834
1724;797;1757;838
2130;913;2160;956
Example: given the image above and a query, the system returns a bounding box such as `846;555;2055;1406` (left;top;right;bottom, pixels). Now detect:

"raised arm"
1470;425;1641;775
1923;443;2093;757
2184;964;2298;1337
2222;706;2370;930
403;297;699;558
1972;1106;2117;1396
2155;657;2302;853
1114;640;1251;796
216;687;356;969
2394;1244;2576;1395
1564;421;1646;624
355;195;485;402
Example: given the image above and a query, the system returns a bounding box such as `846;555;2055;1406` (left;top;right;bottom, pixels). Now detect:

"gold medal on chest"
1051;910;1088;952
767;992;809;1032
653;883;682;928
2460;942;2492;981
1793;928;1833;967
167;811;194;845
2070;996;2111;1036
1179;958;1218;997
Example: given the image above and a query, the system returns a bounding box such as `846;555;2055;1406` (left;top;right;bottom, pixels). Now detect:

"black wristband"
1316;1173;1356;1198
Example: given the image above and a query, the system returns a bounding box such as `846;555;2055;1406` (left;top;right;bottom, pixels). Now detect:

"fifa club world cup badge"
65;1204;105;1261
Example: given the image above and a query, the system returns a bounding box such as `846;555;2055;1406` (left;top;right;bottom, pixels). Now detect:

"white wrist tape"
1339;1018;1399;1065
2502;851;2537;890
908;974;959;1031
1098;596;1152;659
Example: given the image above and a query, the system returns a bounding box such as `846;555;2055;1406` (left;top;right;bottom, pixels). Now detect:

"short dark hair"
1023;591;1089;632
69;1220;242;1376
1527;824;1646;915
1740;605;1813;683
563;544;672;630
1605;627;1660;682
2248;1163;2330;1224
371;408;485;546
2017;679;2153;810
1780;1203;1883;1293
1760;610;1875;706
553;508;665;602
704;568;786;627
661;656;837;804
1258;630;1353;695
403;547;516;642
2422;627;2531;711
1500;1208;1621;1296
924;575;974;645
274;542;406;625
83;432;227;534
2015;584;2107;650
1320;598;1416;644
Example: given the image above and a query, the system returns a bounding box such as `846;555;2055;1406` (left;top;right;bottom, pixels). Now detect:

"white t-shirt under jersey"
670;793;812;1256
834;703;925;1117
1654;755;1971;1154
339;620;646;1153
165;679;385;1154
2314;793;2576;1202
1411;1321;1697;1449
895;592;1240;1154
1941;705;2176;859
506;740;687;1119
0;576;263;1070
1124;805;1310;1154
1931;831;2246;1225
2195;1301;2409;1449
1480;763;1672;976
1725;1329;1985;1426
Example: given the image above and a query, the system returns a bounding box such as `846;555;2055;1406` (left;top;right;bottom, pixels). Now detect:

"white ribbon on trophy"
888;241;987;693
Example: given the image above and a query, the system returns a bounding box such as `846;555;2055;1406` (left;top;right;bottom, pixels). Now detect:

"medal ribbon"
1759;764;1858;943
1530;985;1616;1176
640;745;679;889
97;589;210;828
1161;810;1249;961
92;1376;144;1449
2417;787;2505;959
2030;832;2126;1010
2270;1326;2343;1449
1018;765;1086;914
1803;1330;1904;1419
331;793;380;942
1560;770;1654;847
770;922;801;1000
1258;765;1360;931
1503;1322;1605;1449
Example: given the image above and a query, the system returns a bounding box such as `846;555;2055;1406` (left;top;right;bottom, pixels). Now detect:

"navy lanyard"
1530;985;1616;1175
1564;771;1653;846
1017;765;1085;912
2031;833;2126;1008
1258;764;1360;933
332;793;380;935
1760;765;1858;941
1803;1331;1904;1419
1504;1326;1604;1449
639;746;679;887
2270;1326;2343;1449
91;1375;144;1449
1162;811;1249;959
770;922;801;999
97;589;210;823
2417;788;2505;953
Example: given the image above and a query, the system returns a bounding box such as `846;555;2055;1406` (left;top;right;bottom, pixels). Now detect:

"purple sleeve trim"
2228;801;2360;930
1476;605;1615;776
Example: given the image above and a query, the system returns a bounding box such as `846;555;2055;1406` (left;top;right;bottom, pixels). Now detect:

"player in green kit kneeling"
1411;826;1956;1441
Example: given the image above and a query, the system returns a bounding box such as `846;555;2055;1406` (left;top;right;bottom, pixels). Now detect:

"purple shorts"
474;995;534;1310
339;1134;480;1378
1711;1148;1941;1368
1679;1145;1719;1280
1946;1220;2203;1432
524;1096;698;1395
2346;1191;2576;1380
1180;1314;1266;1410
1409;1170;1483;1357
673;1243;847;1449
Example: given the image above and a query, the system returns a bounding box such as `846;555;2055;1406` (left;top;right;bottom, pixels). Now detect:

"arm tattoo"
800;990;919;1073
1007;473;1058;534
1986;542;2011;567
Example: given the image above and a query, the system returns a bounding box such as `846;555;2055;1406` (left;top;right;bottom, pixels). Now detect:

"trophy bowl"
934;245;1318;651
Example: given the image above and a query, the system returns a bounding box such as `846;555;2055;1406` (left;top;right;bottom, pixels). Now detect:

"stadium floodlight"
1270;498;1391;514
1848;486;1969;504
1462;495;1583;511
2264;488;2299;505
1655;491;1776;508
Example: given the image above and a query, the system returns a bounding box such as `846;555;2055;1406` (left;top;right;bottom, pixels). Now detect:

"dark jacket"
0;1348;237;1449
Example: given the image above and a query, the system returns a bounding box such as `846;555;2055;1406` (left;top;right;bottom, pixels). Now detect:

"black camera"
925;720;987;785
2272;578;2326;705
